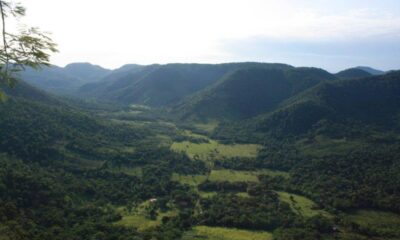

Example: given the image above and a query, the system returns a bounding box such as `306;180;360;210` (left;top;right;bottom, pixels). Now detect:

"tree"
0;0;57;100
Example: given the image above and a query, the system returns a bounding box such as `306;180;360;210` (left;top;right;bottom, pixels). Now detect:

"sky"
16;0;400;72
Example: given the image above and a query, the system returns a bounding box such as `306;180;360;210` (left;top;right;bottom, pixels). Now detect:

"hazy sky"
17;0;400;72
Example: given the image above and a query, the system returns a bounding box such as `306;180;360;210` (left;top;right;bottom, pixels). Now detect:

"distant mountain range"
19;62;111;95
2;62;400;239
355;66;386;75
14;61;399;139
18;62;390;108
335;68;373;79
173;67;335;120
76;62;292;106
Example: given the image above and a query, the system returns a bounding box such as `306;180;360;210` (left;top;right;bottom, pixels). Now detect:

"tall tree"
0;0;57;100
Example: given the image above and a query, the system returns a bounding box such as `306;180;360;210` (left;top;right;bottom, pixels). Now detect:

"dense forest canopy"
1;1;400;240
1;63;400;240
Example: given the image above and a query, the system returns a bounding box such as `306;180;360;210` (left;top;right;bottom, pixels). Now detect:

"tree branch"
0;0;9;77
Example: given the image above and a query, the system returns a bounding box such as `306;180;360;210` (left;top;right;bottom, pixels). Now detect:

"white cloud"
15;0;400;68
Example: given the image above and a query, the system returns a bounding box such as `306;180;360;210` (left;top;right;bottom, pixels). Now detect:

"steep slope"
336;68;372;79
77;62;293;106
1;79;62;105
0;81;201;240
174;67;336;120
249;71;400;137
20;63;111;95
19;65;82;94
0;80;140;164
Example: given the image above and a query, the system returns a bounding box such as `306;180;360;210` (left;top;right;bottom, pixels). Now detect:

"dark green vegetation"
1;63;400;240
173;67;335;120
335;68;372;79
20;63;111;95
77;62;292;106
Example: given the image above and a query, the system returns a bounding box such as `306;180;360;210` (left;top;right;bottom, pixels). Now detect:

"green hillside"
253;70;400;137
211;71;400;222
174;67;335;120
2;65;400;240
336;68;372;79
77;62;293;106
19;63;111;95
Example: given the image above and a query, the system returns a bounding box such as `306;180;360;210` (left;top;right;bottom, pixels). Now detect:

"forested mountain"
63;62;111;82
356;66;385;75
2;63;400;240
1;78;62;105
210;71;400;226
254;70;400;137
173;67;336;120
77;62;293;106
336;68;372;79
19;63;111;95
0;80;207;239
0;80;135;165
214;70;400;139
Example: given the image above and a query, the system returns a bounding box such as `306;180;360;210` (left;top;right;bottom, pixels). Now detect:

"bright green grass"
199;191;218;198
182;226;272;240
210;169;288;182
198;191;253;199
345;210;400;237
172;169;288;187
171;173;207;186
171;140;261;161
236;192;251;198
208;170;260;182
277;191;331;218
115;200;177;232
116;214;159;231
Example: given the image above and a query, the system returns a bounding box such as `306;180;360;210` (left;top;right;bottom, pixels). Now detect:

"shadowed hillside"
77;62;293;106
19;63;111;95
173;67;336;120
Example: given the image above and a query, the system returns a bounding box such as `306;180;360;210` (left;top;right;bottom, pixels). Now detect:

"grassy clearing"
208;170;260;182
172;169;288;187
199;191;218;198
171;174;208;186
171;170;260;186
182;226;272;240
345;210;400;237
347;210;400;226
209;169;288;182
171;140;261;161
116;214;159;231
277;191;331;218
115;200;177;232
236;192;251;198
296;135;364;158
